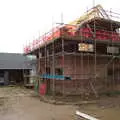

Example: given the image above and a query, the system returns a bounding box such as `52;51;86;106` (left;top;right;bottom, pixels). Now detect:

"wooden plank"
76;110;99;120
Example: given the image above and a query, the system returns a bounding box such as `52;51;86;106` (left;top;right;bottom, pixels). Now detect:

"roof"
82;17;120;30
69;4;110;26
0;53;32;70
69;4;120;30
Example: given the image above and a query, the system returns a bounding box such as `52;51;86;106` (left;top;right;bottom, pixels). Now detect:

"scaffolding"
24;5;120;97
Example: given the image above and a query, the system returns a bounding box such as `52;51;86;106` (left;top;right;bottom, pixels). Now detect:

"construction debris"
76;110;99;120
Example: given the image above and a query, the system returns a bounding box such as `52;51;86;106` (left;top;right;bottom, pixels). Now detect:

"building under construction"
24;5;120;96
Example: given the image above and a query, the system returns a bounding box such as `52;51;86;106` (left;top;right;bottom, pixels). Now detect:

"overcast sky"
0;0;120;53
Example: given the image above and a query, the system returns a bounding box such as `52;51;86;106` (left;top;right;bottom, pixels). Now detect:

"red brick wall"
38;55;120;94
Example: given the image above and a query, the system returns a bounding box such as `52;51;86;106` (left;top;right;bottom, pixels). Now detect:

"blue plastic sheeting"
40;74;71;80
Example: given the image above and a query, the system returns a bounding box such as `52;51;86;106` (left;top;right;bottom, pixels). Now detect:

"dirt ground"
0;86;120;120
0;86;76;120
78;96;120;120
